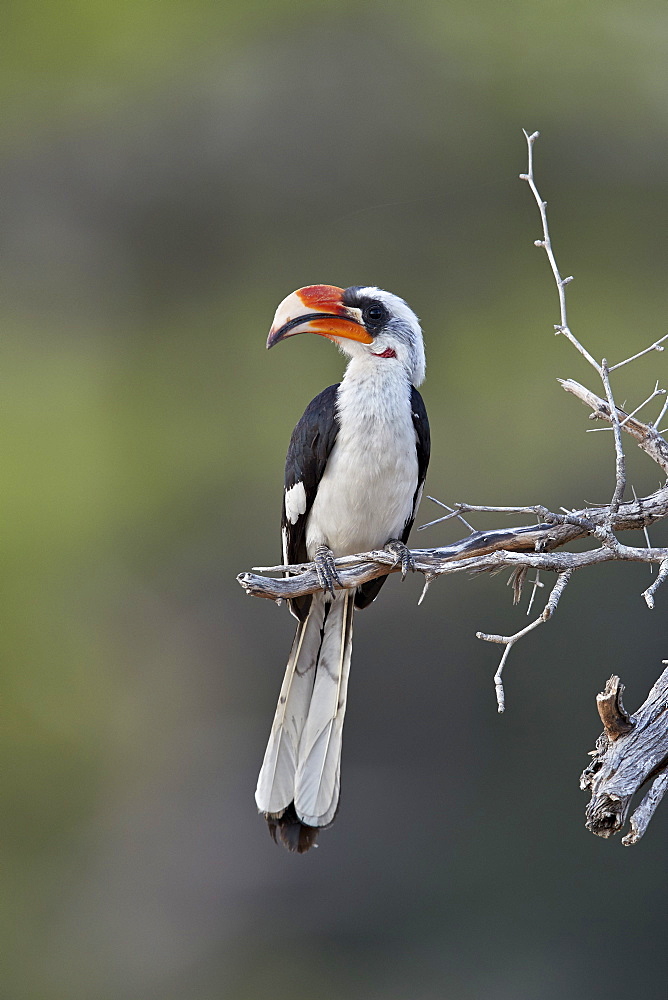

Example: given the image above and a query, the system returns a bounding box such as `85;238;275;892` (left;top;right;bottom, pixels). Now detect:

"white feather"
294;591;353;826
284;481;307;524
255;591;353;827
330;286;425;387
255;595;326;815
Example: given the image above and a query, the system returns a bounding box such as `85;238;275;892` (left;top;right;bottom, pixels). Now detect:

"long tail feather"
255;591;354;851
294;591;353;826
255;596;326;816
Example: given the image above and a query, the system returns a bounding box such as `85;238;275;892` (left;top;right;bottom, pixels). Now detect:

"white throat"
304;357;419;558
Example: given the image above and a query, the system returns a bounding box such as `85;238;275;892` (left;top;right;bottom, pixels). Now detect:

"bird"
255;284;430;852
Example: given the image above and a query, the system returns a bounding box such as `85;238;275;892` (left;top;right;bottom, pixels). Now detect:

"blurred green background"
2;2;667;998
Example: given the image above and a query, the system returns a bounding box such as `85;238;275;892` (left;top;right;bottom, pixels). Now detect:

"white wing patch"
285;481;307;525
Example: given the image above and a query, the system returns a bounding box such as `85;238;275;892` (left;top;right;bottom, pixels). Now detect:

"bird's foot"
385;539;415;580
314;545;341;599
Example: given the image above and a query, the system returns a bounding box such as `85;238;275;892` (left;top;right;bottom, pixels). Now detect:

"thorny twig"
642;557;668;609
559;379;668;475
609;333;668;372
423;495;475;533
619;382;665;427
520;129;600;374
522;132;631;517
477;570;573;712
600;359;626;517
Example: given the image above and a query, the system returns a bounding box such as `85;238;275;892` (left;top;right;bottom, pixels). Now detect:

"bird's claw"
385;539;415;580
314;545;341;598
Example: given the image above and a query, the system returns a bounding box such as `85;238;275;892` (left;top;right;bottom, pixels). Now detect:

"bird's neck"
341;352;412;387
338;355;413;424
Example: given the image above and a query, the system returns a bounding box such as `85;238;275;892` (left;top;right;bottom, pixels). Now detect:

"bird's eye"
365;304;385;324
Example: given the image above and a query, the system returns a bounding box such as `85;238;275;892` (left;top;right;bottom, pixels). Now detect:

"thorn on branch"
417;572;434;607
420;496;475;533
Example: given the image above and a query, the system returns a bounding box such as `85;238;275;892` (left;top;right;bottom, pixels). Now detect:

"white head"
267;284;426;387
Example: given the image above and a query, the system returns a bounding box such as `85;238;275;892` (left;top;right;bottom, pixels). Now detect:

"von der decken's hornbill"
255;284;430;852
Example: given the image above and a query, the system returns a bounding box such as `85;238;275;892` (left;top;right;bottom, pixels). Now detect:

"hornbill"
255;284;430;852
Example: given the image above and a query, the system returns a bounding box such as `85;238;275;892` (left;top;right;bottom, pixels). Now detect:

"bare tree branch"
642;557;668;609
238;516;668;603
600;358;627;514
477;569;573;712
239;454;668;605
519;130;601;374
560;379;668;474
609;334;668;372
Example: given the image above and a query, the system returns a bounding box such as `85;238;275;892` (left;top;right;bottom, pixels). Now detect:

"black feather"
282;384;340;621
267;803;319;853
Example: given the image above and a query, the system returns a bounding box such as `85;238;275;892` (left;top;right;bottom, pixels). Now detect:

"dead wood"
581;669;668;844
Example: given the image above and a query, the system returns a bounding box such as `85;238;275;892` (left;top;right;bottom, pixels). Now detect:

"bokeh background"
3;2;667;998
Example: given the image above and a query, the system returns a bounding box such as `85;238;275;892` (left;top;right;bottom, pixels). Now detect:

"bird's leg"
314;545;342;598
384;538;415;579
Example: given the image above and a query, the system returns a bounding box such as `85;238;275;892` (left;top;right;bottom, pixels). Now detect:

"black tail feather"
267;803;319;853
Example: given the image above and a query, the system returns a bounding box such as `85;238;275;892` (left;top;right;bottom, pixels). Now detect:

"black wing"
355;385;430;609
282;384;340;622
402;385;431;541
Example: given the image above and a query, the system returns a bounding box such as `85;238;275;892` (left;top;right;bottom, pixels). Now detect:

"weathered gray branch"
477;568;573;713
560;379;668;476
581;670;668;845
238;491;668;603
595;674;633;741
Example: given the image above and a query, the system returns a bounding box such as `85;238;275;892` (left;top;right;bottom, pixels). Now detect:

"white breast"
305;358;419;558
